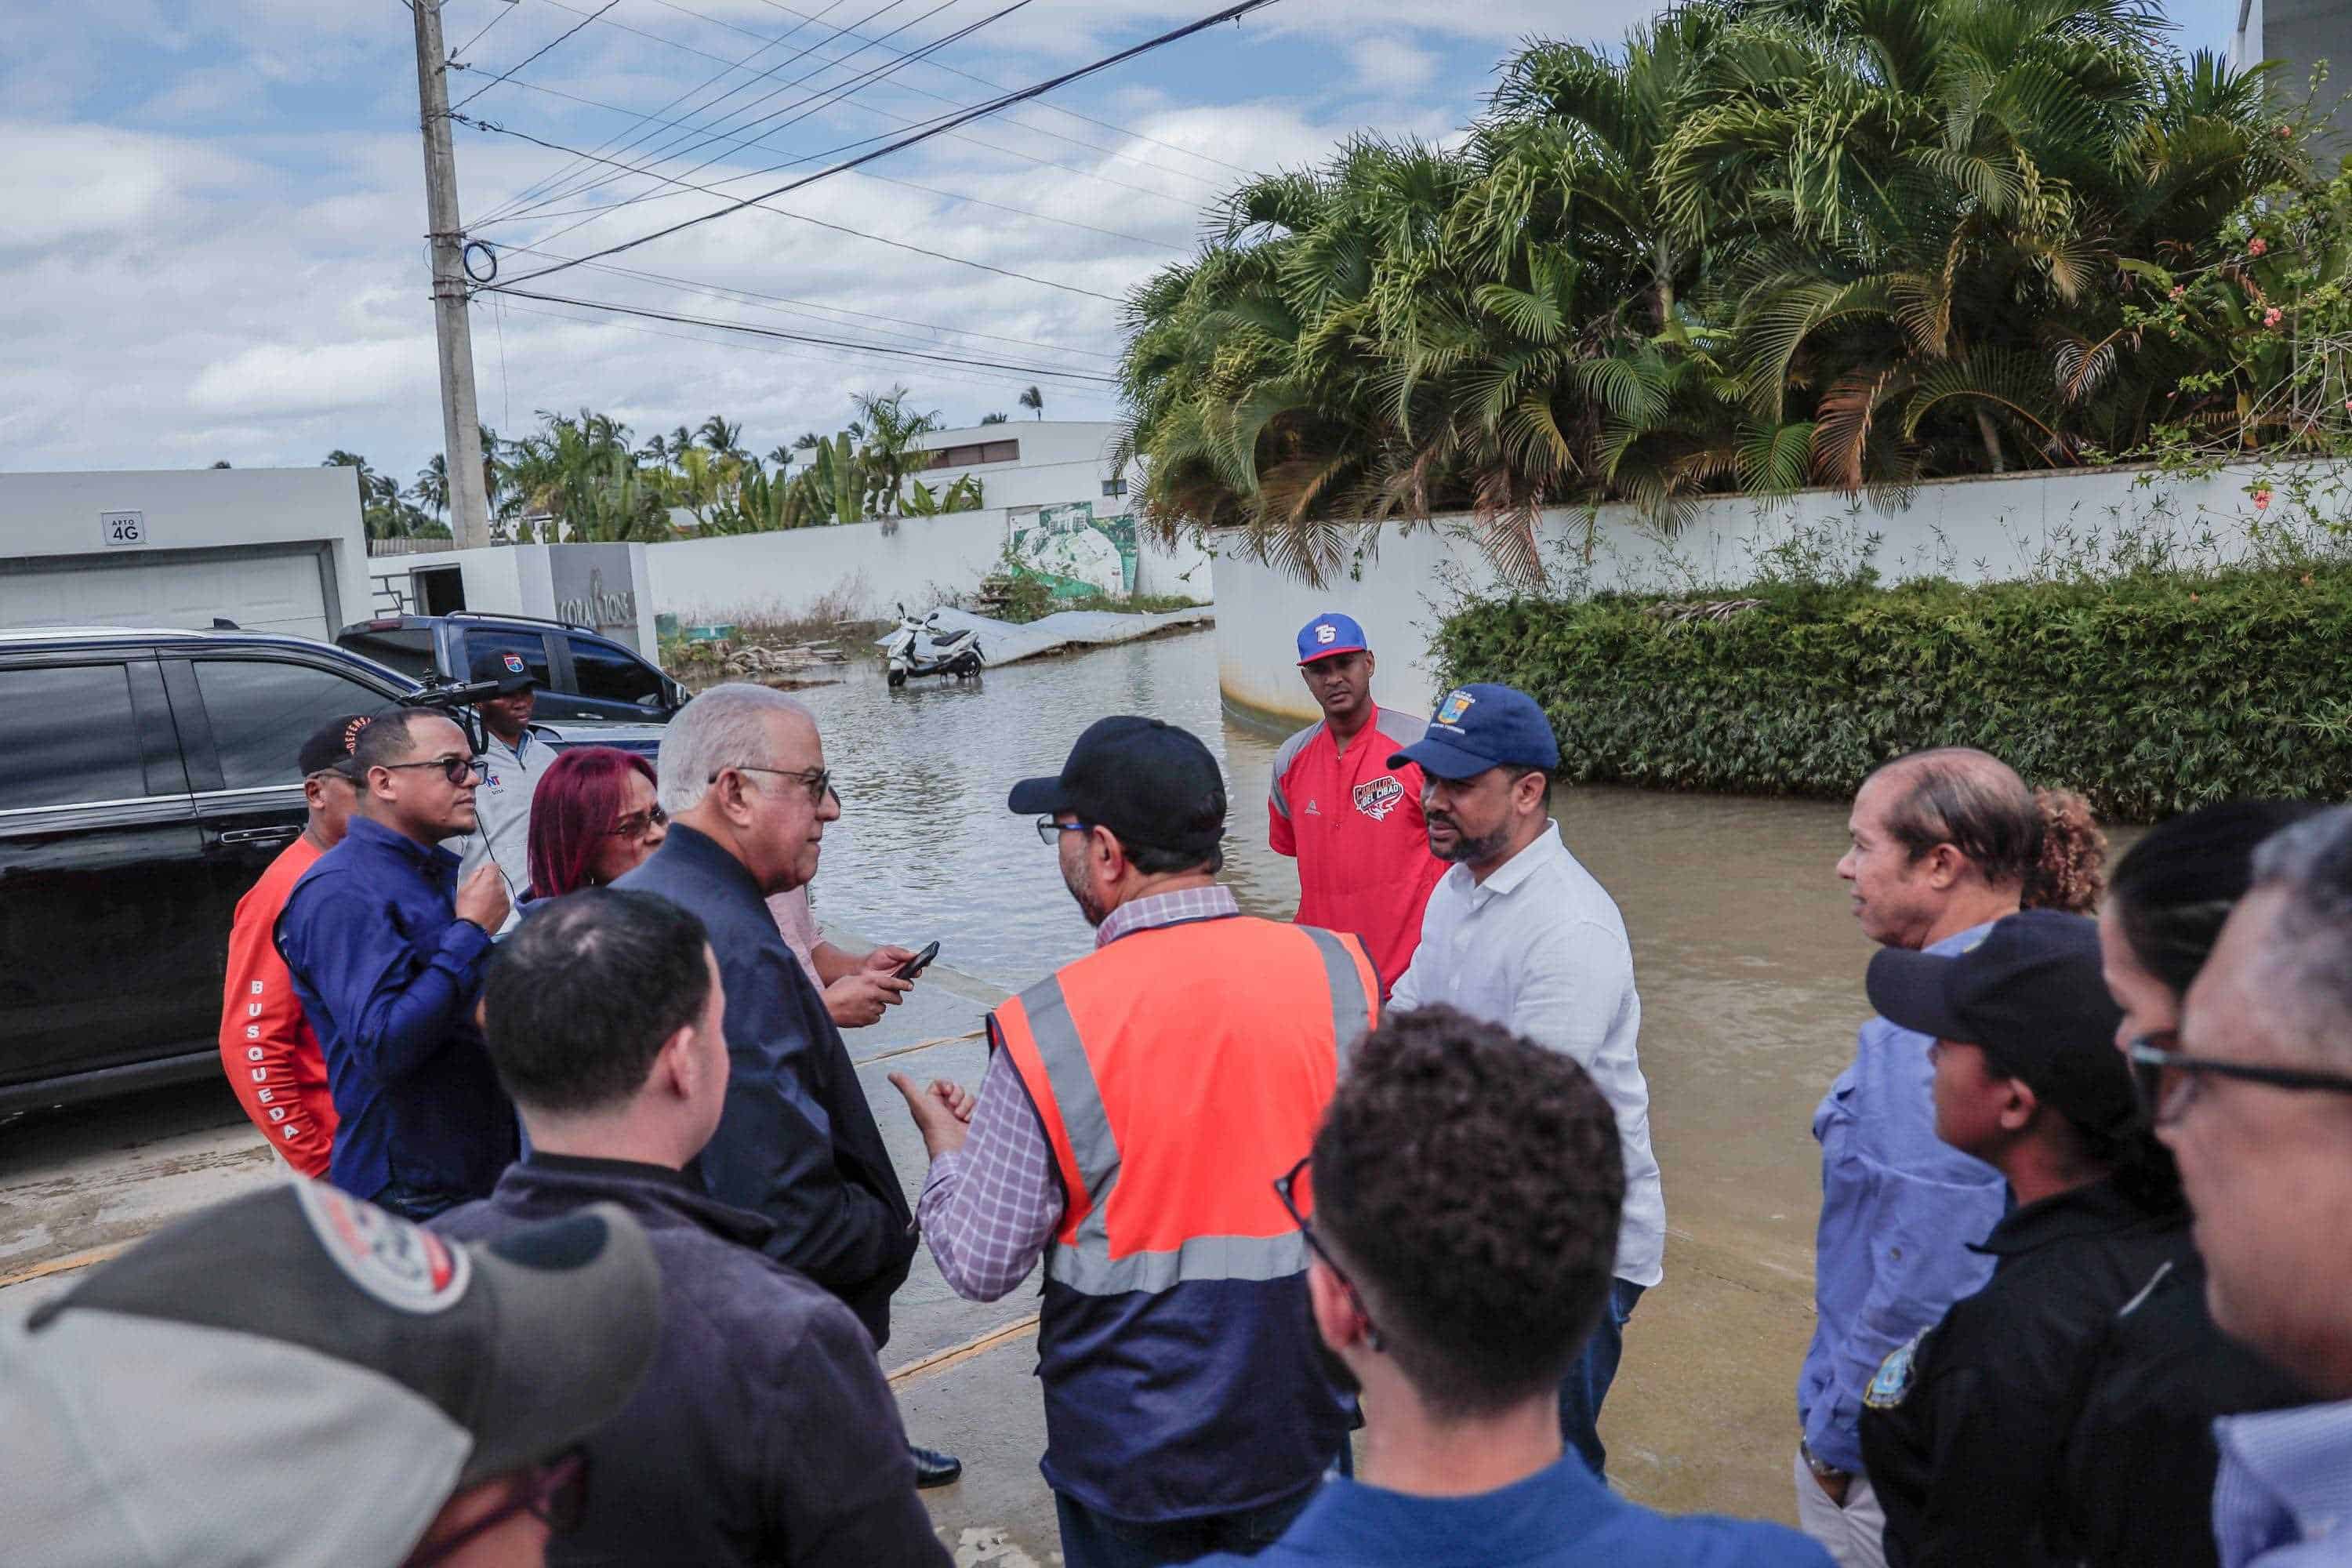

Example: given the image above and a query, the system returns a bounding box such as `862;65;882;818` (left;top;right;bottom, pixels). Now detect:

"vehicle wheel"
887;668;906;688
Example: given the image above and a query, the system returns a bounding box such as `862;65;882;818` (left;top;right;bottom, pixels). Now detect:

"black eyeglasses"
606;804;669;839
712;764;836;806
1273;1155;1382;1350
1036;815;1095;846
2128;1032;2352;1127
406;1449;589;1566
376;753;487;786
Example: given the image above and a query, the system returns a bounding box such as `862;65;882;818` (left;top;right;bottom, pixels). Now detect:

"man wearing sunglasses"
278;708;517;1221
617;685;956;1486
2165;806;2352;1568
1200;1005;1825;1568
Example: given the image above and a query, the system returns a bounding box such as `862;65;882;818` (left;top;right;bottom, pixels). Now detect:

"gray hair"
2245;804;2352;1067
656;684;815;816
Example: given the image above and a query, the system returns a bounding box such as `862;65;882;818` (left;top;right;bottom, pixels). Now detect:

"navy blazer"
617;826;915;1346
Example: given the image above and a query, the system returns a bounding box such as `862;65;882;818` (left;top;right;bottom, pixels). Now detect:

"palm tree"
979;412;1011;424
412;455;449;521
698;415;746;459
851;387;945;516
1018;385;1044;421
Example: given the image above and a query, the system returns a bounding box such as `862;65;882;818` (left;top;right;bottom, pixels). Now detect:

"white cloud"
1347;35;1438;93
187;338;441;419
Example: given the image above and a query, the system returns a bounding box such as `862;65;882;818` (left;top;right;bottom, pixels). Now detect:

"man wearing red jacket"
216;713;368;1174
1269;612;1446;995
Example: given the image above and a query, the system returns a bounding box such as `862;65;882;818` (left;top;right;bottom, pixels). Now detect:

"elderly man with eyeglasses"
278;707;518;1220
2156;805;2352;1568
615;684;960;1487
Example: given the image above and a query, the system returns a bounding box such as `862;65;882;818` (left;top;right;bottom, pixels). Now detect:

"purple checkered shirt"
917;884;1241;1301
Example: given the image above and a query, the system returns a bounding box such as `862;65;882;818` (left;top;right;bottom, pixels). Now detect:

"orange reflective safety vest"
993;913;1378;1524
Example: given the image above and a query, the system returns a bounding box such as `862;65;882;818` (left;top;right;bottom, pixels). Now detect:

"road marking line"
0;1243;129;1293
857;1028;986;1066
887;1313;1040;1386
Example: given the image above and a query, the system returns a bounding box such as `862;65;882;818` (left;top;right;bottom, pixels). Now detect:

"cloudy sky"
2;0;2238;493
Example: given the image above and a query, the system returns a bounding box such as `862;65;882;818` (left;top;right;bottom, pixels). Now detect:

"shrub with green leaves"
1433;566;2352;820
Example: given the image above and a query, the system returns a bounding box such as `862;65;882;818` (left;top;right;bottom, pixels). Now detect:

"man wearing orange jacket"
893;717;1379;1568
216;714;368;1174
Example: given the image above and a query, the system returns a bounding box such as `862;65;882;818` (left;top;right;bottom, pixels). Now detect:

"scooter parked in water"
883;604;985;688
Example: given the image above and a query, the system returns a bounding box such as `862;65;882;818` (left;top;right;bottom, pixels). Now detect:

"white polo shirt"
1390;819;1665;1287
449;724;556;929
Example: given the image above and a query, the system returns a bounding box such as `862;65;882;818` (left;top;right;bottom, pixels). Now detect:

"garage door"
0;546;333;641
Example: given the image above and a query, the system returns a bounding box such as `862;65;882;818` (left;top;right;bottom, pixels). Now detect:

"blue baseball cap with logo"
1296;612;1369;666
1389;683;1562;780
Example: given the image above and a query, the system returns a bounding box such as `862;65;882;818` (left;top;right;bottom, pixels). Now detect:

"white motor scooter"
882;604;985;688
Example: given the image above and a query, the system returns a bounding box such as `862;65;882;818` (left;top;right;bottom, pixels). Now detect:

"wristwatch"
1801;1439;1852;1483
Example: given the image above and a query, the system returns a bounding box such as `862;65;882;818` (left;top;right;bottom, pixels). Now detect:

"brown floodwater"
798;626;1887;1291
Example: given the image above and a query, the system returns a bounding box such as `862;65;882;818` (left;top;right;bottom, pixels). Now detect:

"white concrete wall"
0;467;368;633
645;514;1210;626
368;543;657;652
1213;463;2296;724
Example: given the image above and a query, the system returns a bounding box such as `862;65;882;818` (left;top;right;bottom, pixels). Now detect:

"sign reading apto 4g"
100;510;147;547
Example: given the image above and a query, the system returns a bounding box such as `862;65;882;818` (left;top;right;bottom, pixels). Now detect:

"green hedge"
1430;565;2352;820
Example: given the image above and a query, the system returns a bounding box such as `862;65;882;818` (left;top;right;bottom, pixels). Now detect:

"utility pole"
409;0;493;550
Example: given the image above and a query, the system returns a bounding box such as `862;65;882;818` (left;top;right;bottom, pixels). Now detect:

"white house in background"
2234;0;2350;149
908;420;1138;514
0;468;369;641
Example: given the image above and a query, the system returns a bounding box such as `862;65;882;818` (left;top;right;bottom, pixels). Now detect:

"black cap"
1865;909;2134;1132
467;646;539;694
1007;716;1226;860
299;713;374;777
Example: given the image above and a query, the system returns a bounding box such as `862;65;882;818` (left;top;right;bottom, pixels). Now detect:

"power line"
487;0;1287;291
490;286;1120;379
448;0;521;61
489;239;1123;358
734;0;1257;180
659;0;1230;191
457;114;1130;299
473;0;861;227
448;0;617;112
481;0;953;228
488;238;1120;358
479;0;1209;238
492;294;1108;398
459;74;1187;252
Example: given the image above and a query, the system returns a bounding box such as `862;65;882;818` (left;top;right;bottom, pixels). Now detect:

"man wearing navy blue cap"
1269;612;1446;995
1387;682;1665;1478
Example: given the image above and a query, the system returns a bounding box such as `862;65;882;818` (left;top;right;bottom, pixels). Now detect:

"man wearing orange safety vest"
891;716;1379;1568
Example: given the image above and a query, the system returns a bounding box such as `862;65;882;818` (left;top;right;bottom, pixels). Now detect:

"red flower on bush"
2249;237;2269;256
2264;307;2284;328
2253;487;2274;510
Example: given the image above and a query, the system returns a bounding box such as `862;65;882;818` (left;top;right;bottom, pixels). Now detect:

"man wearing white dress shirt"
1388;681;1664;1479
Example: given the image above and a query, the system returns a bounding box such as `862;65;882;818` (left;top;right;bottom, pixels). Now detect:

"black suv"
336;612;689;724
0;626;664;1113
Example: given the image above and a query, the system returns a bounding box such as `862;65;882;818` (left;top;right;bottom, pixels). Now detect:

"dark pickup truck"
336;612;690;723
0;626;664;1113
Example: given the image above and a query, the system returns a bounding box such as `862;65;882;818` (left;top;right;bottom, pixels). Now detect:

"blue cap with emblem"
1295;612;1369;666
1388;682;1561;780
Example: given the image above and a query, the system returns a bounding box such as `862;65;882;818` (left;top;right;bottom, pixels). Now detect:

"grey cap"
0;1180;660;1566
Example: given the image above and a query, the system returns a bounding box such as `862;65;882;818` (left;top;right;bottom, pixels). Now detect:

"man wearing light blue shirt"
1389;683;1664;1478
2164;808;2352;1568
1798;749;2066;1566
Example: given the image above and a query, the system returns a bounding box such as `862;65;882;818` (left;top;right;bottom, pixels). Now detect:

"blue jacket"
615;826;916;1347
275;817;514;1201
1799;920;2009;1473
434;1156;949;1568
1198;1452;1831;1568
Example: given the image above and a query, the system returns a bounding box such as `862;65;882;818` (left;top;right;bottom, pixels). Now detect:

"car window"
462;628;554;688
339;627;437;683
0;663;147;810
568;635;665;706
193;659;394;790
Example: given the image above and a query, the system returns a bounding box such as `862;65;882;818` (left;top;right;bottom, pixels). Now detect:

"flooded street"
5;623;1929;1550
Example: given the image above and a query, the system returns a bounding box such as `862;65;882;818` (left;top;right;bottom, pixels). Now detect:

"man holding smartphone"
767;884;926;1028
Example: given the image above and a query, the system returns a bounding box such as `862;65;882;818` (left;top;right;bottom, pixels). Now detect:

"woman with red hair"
526;746;668;899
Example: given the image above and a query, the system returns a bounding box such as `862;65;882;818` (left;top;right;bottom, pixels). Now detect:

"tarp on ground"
874;604;1213;668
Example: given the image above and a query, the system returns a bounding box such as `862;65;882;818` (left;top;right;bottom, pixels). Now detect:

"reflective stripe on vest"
996;918;1377;1298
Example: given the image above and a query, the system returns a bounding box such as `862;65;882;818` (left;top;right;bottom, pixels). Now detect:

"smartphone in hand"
894;941;941;982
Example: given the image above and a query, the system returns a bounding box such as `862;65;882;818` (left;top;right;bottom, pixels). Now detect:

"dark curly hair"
1311;1005;1623;1417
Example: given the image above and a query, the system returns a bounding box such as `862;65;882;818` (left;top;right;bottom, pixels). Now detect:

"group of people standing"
8;608;2351;1568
